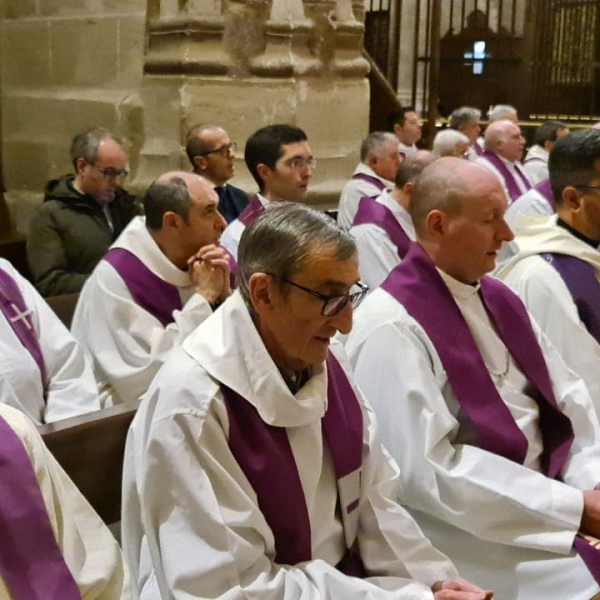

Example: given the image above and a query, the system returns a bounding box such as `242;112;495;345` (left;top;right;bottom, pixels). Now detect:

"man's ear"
248;273;275;316
424;209;448;238
193;155;208;172
75;157;87;175
162;211;182;233
256;164;271;186
561;186;582;212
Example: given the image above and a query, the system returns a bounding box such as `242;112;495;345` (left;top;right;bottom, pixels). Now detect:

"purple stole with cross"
0;415;81;599
221;352;365;576
482;152;532;202
381;242;600;582
541;253;600;345
0;268;46;385
534;178;556;211
237;194;265;227
104;248;182;327
352;196;411;259
351;173;387;192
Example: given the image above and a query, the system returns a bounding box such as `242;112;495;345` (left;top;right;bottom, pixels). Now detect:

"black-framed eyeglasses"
92;165;129;180
575;184;600;192
201;142;237;158
279;277;369;316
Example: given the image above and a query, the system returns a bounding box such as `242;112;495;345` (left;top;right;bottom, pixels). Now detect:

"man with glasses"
497;128;600;420
220;124;314;260
27;127;140;296
123;202;492;600
186;124;249;223
345;158;600;599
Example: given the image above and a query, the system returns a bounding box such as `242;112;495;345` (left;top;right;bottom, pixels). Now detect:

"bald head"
484;120;525;162
410;158;513;283
409;158;501;234
145;171;217;230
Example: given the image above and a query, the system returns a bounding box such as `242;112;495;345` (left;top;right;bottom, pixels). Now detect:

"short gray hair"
449;107;481;130
432;130;470;157
488;104;517;122
70;127;121;169
237;203;356;305
360;131;398;162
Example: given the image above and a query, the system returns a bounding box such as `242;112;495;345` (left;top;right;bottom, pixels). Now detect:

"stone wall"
1;0;370;236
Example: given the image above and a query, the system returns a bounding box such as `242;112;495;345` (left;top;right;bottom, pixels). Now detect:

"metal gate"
363;0;600;122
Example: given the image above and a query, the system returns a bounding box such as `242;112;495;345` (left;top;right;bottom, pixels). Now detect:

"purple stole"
534;178;556;211
351;173;387;192
352;196;411;259
104;248;181;327
0;415;80;599
381;244;600;581
381;243;573;473
221;352;365;575
237;194;265;227
0;268;46;385
472;141;484;156
541;253;600;345
482;152;532;202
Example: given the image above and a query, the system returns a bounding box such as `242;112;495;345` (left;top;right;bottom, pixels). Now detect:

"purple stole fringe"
238;194;265;226
381;243;600;581
104;248;182;327
0;415;80;599
221;352;365;575
541;253;600;345
351;173;387;192
352;196;411;259
0;268;46;385
482;152;531;201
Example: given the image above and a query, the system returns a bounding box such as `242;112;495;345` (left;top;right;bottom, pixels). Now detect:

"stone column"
140;0;370;206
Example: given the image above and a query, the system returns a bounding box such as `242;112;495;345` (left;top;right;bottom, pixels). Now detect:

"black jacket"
27;176;140;297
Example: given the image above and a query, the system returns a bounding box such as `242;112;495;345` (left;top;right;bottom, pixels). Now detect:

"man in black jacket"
27;127;140;297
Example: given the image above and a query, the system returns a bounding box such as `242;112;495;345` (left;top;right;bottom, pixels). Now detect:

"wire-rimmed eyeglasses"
92;165;129;180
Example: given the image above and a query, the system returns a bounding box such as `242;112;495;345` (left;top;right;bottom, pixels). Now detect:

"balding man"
338;131;402;230
349;151;435;290
28;127;140;297
344;158;600;599
476;119;532;202
186;124;249;223
72;171;230;406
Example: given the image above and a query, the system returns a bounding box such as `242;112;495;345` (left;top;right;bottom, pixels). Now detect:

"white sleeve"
124;356;443;600
10;263;101;422
351;224;401;290
501;257;600;426
71;261;212;405
0;400;130;599
220;219;245;261
347;315;584;556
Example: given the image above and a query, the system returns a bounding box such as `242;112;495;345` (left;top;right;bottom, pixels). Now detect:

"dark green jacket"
27;176;140;297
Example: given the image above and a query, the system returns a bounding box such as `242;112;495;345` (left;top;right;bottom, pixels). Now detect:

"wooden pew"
38;401;140;525
45;292;80;329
